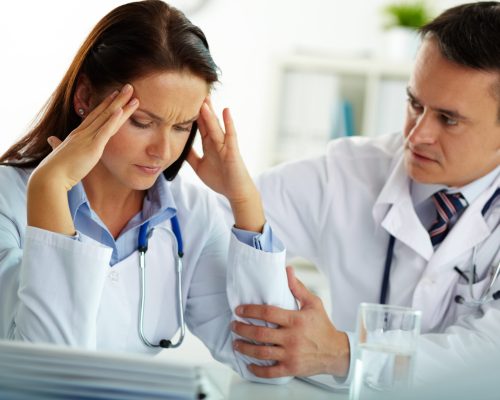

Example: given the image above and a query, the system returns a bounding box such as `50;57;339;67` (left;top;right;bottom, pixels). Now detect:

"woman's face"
93;71;209;191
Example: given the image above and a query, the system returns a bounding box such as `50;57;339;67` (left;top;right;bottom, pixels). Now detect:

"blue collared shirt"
411;166;499;232
68;176;275;265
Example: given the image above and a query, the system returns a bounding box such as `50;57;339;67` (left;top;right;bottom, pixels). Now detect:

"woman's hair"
0;0;218;180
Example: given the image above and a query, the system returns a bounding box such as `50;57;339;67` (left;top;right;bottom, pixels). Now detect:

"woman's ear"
73;75;93;118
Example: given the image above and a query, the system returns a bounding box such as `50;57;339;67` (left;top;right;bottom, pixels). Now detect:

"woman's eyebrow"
136;108;198;124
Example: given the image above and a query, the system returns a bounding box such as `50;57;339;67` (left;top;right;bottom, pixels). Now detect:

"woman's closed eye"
130;118;154;129
173;124;192;133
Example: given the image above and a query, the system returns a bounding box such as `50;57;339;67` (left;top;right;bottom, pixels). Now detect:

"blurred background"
0;0;467;174
0;0;471;364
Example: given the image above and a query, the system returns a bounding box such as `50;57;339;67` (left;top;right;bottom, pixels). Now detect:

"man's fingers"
232;321;284;345
286;266;318;307
233;340;285;361
247;363;290;379
235;304;293;326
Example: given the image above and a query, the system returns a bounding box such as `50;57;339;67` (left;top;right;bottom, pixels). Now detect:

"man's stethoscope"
137;215;186;349
379;188;500;307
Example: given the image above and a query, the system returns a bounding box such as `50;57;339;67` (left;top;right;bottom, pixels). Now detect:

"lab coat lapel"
427;179;499;270
373;155;434;261
96;220;179;352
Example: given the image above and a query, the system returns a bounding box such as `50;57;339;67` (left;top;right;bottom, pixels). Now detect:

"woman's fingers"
199;102;225;145
186;148;205;177
47;136;63;150
83;84;135;135
93;97;139;145
221;108;239;152
77;88;120;130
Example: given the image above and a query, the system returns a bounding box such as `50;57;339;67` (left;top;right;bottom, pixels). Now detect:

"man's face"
403;38;500;187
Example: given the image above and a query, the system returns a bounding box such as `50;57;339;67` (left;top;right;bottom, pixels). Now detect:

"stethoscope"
137;215;186;349
379;188;499;307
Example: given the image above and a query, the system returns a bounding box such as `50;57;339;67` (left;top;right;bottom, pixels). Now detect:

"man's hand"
232;266;350;378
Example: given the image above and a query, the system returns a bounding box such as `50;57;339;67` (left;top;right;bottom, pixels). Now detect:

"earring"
78;108;85;116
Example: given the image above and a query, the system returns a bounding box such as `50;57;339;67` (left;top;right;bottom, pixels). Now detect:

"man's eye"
407;98;423;111
440;114;458;126
130;118;153;129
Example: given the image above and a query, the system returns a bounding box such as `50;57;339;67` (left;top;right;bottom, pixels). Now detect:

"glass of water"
349;303;421;400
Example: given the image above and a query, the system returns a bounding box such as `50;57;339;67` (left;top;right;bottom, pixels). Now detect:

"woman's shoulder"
0;165;31;202
0;164;31;183
0;166;31;228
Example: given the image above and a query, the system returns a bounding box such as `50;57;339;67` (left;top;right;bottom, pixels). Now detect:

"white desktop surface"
202;362;348;399
159;330;349;399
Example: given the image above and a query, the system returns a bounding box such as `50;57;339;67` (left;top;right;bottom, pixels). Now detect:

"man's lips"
408;147;436;162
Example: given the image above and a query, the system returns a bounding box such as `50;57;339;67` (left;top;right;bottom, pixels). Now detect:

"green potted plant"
383;1;432;29
380;1;433;61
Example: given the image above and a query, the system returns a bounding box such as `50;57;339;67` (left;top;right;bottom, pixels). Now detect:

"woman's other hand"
187;99;265;232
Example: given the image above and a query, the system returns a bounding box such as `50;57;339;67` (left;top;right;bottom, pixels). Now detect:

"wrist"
27;172;76;235
328;331;351;378
230;190;265;232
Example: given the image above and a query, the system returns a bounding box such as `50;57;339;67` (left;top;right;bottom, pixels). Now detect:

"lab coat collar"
372;153;434;261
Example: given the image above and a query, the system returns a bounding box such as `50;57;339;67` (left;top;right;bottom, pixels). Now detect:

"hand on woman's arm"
187;99;265;232
27;85;139;235
233;267;351;378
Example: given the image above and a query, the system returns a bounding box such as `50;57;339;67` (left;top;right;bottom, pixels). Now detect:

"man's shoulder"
326;132;403;163
324;133;404;181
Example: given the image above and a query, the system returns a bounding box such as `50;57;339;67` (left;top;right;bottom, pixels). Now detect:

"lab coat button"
109;271;119;283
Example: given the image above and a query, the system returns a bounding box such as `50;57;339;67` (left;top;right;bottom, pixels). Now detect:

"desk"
163;333;349;399
202;363;349;399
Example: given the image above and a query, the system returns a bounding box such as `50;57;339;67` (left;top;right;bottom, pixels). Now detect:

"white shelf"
267;54;412;166
279;55;412;78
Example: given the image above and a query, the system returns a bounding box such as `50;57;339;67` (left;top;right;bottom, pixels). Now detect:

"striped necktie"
428;190;467;246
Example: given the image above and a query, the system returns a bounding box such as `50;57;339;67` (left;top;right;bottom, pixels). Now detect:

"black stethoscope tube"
379;188;499;305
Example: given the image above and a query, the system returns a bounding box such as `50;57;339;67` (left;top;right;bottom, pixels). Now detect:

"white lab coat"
0;166;296;383
255;133;499;383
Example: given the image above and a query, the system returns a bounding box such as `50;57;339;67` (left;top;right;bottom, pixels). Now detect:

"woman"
0;0;295;382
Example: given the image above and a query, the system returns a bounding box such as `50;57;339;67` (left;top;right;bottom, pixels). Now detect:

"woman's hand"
27;84;139;235
187;99;265;232
35;84;139;191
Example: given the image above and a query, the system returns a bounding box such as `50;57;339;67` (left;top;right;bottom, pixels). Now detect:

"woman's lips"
135;165;161;175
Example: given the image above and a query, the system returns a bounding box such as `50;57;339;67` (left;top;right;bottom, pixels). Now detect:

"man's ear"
73;75;93;118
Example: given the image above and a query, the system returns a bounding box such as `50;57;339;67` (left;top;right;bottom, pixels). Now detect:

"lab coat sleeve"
255;156;333;267
414;303;500;386
183;200;297;384
9;226;112;348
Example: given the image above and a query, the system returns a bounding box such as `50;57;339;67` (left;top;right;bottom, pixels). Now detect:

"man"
230;1;500;385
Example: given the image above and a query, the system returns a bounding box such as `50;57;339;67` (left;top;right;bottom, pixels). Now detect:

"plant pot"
381;27;420;62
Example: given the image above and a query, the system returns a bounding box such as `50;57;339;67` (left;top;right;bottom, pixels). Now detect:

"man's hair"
419;2;500;121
